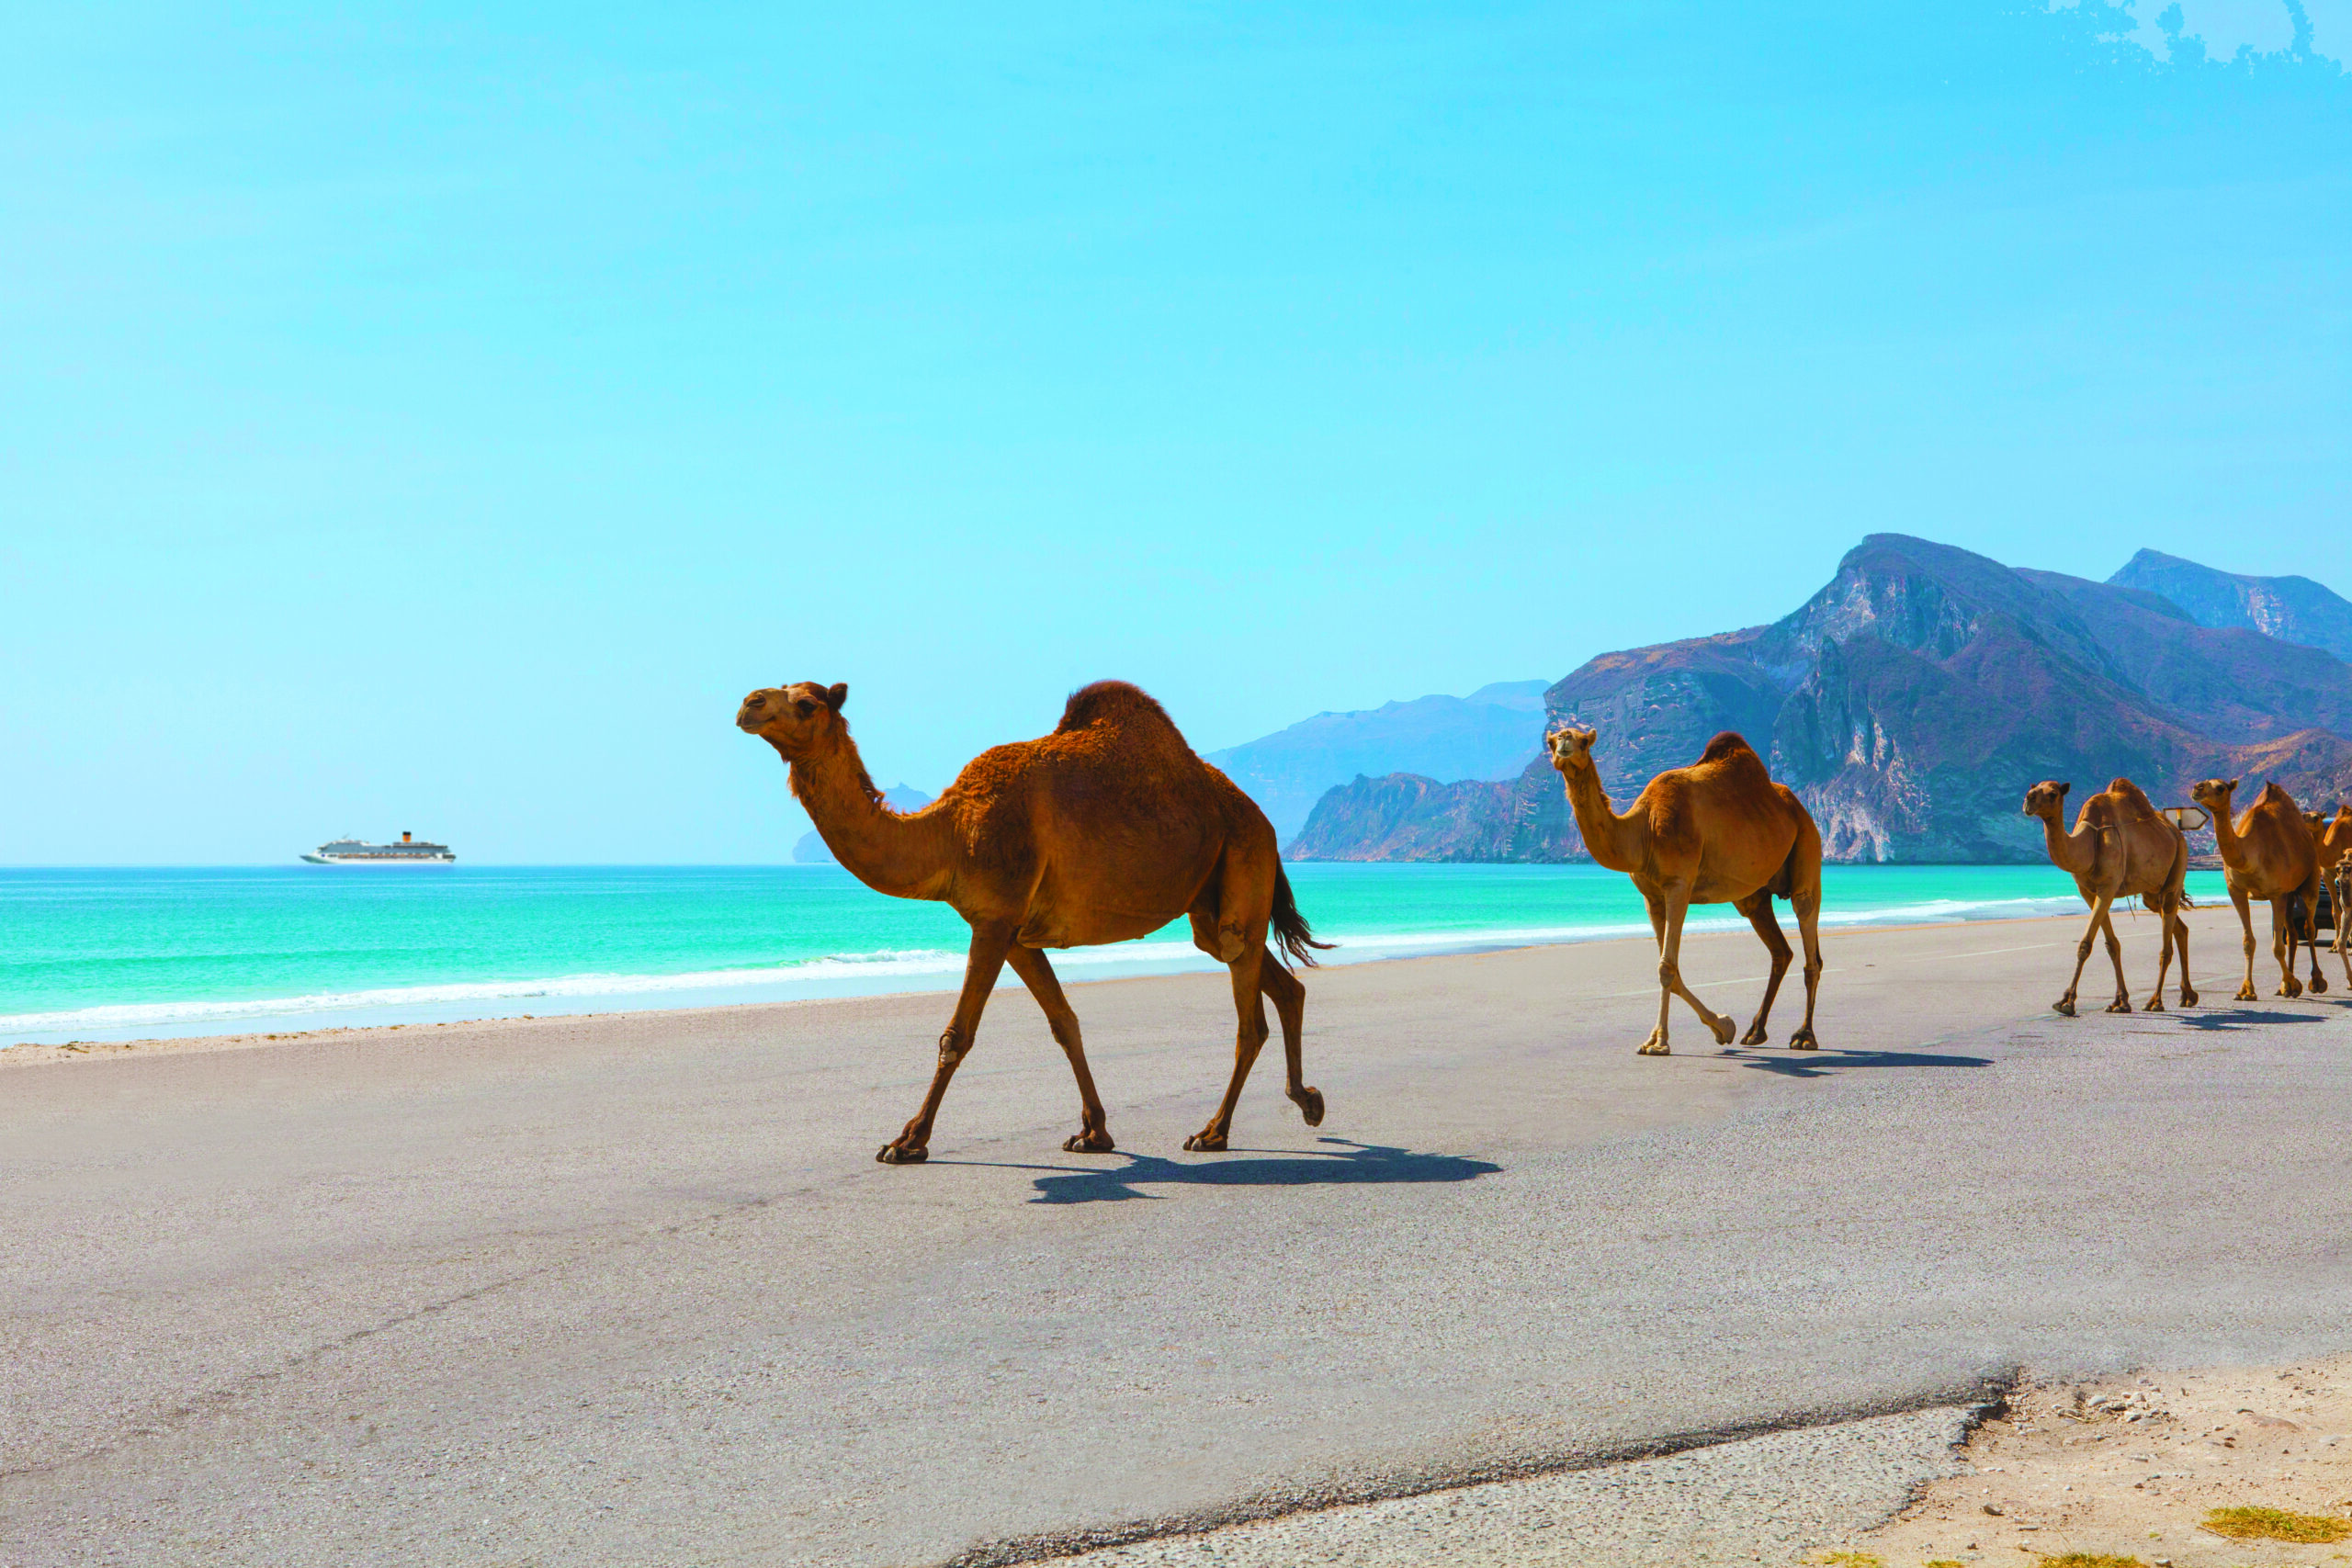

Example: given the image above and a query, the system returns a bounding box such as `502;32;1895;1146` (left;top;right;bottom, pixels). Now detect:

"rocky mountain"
1292;536;2352;863
2108;549;2352;660
1205;680;1548;842
793;784;933;863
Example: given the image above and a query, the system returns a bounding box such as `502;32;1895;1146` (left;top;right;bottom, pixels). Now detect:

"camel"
2313;805;2352;988
2189;777;2324;1001
2020;778;2193;1015
736;679;1329;1163
1545;727;1824;1055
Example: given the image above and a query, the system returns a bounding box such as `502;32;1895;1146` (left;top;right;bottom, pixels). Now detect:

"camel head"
2188;777;2240;817
1545;726;1599;776
736;681;851;759
2324;804;2352;852
2021;780;2071;821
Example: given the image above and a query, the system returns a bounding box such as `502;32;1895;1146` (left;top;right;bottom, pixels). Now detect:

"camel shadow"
1023;1138;1502;1205
1718;1047;1992;1079
2172;1006;2340;1032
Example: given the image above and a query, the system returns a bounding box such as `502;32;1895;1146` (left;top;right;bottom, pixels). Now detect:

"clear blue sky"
5;3;2346;863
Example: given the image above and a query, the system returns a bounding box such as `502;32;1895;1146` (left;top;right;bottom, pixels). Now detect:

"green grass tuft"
2201;1504;2352;1542
2030;1555;2146;1568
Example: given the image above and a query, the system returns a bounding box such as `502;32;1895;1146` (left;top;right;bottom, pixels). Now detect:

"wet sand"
6;905;2352;1566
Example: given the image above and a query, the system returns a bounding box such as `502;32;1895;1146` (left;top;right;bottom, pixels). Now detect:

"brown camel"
736;679;1329;1162
2189;777;2324;1001
2313;805;2352;987
1545;728;1824;1055
2020;778;2194;1015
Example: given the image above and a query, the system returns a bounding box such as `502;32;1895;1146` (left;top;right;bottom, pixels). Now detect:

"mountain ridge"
1290;536;2352;863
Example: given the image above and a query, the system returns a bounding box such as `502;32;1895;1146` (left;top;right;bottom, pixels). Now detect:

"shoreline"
1;905;2131;1068
4;870;2195;1054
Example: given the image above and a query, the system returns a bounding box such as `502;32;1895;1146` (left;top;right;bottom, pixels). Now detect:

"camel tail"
1271;865;1334;970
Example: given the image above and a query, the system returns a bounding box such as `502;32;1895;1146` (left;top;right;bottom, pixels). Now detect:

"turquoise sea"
0;863;2231;1047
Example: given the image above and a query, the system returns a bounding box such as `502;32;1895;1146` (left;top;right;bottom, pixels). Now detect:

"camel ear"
2228;777;2241;792
2058;782;2070;797
824;683;848;712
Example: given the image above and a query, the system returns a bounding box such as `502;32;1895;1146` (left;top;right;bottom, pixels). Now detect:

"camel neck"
2037;810;2094;875
2209;799;2245;867
787;739;951;900
1558;762;1643;871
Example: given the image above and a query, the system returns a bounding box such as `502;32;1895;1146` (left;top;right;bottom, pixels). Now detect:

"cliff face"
1291;536;2352;863
2108;548;2352;660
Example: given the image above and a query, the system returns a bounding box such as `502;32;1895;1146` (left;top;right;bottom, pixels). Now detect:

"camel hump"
1696;731;1758;765
1055;680;1181;736
2253;780;2296;808
2104;777;2157;815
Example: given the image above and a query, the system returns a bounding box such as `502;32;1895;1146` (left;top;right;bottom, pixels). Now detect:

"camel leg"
2144;892;2177;1012
2172;905;2198;1008
1188;942;1271;1151
1259;953;1323;1127
1786;844;1825;1050
1657;885;1737;1051
1636;890;1672;1055
2096;901;2132;1014
2053;894;2113;1016
2228;883;2259;1001
1005;945;1114;1155
2271;897;2304;998
2301;879;2329;995
877;923;1013;1164
1734;889;1792;1045
2335;870;2352;988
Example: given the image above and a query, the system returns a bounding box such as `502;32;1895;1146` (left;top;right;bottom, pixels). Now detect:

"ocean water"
0;863;2228;1047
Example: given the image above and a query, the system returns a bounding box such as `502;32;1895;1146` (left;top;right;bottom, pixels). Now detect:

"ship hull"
300;854;457;865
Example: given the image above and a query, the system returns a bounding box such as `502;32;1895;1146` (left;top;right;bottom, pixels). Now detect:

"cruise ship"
301;832;457;865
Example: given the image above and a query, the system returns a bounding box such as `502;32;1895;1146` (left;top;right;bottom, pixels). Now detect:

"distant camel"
2314;805;2352;989
2190;778;2324;1001
1545;728;1823;1055
2021;778;2193;1014
737;680;1328;1162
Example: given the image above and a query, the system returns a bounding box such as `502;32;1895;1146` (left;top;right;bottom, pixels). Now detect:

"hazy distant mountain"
2108;549;2352;660
1204;681;1550;842
1293;536;2352;863
793;784;933;863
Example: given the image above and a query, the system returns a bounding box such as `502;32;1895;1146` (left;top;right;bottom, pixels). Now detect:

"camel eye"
795;699;817;718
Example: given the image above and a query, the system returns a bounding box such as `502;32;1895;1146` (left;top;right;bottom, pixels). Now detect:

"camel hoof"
1636;1041;1671;1056
1291;1086;1326;1127
876;1143;929;1165
2180;988;2199;1008
1182;1131;1228;1152
2282;980;2305;999
2235;985;2259;1002
2106;998;2132;1015
2052;998;2077;1017
1788;1029;1818;1051
2312;976;2330;994
2144;999;2166;1013
1062;1129;1115;1154
1739;1026;1770;1046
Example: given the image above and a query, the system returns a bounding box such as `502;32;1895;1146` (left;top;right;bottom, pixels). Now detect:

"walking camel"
2022;777;2194;1015
2313;804;2352;989
736;680;1328;1162
2189;777;2324;1001
1545;728;1824;1055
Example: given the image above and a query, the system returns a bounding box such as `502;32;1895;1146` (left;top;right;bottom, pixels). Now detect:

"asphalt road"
6;907;2351;1566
